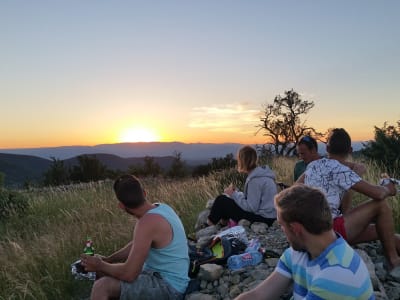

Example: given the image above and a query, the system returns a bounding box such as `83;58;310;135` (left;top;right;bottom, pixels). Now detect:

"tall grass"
0;157;399;299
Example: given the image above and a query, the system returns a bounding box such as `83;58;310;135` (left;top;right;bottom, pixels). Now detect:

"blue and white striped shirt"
276;235;374;299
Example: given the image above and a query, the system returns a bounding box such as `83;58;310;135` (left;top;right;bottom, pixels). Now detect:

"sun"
119;127;160;143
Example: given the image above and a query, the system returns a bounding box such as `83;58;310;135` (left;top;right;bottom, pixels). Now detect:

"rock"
356;249;380;290
206;199;215;209
198;264;224;281
196;225;219;240
186;292;217;300
195;209;211;231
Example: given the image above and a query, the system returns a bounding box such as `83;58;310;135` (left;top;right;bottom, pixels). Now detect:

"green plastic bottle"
83;237;95;256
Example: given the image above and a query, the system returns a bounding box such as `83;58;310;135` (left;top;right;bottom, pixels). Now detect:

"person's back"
235;164;277;219
144;203;189;294
304;157;362;217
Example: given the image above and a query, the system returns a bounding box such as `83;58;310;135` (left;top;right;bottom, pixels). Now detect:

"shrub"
0;189;29;218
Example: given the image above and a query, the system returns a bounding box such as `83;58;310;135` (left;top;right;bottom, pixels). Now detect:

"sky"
1;1;399;149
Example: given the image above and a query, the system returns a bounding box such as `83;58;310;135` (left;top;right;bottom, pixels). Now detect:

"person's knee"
375;199;392;215
91;277;119;299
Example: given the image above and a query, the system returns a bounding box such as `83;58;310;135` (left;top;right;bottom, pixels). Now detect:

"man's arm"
351;180;396;201
339;162;367;214
235;271;291;300
82;214;157;282
103;241;133;263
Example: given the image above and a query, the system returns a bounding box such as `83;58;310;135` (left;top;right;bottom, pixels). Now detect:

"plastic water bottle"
245;238;261;252
227;251;263;270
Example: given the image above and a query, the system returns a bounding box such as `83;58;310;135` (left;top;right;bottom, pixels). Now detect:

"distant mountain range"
0;141;366;188
0;142;246;161
0;142;246;188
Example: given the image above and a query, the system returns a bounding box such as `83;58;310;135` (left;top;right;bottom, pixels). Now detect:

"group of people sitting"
79;127;399;300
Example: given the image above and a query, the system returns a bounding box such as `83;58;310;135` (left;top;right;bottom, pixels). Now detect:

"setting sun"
119;127;160;143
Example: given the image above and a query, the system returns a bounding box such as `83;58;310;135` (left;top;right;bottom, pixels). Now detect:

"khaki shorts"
120;270;183;300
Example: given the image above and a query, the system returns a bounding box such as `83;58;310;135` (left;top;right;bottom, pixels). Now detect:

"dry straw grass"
0;157;399;299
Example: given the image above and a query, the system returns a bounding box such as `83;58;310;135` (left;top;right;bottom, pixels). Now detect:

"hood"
247;165;276;181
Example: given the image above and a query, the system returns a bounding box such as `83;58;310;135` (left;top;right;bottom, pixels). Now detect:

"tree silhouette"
43;157;70;186
69;155;108;182
167;151;187;178
362;120;400;176
257;89;324;156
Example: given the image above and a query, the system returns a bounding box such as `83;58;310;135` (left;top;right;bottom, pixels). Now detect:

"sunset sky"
1;1;399;149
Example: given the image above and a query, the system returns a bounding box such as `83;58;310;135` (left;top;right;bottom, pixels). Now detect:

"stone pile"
185;204;400;300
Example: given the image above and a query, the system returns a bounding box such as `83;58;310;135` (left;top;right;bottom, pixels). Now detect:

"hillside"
0;152;200;188
0;153;52;187
62;153;176;171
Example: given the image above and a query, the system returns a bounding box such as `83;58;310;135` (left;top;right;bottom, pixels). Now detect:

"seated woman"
207;145;277;227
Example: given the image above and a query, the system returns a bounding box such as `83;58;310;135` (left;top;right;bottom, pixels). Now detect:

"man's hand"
80;254;103;272
380;173;397;197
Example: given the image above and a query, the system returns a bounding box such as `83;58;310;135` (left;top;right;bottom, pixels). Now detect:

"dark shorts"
333;216;347;240
120;270;183;300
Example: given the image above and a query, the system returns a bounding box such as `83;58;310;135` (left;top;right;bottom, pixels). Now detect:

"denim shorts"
120;270;183;300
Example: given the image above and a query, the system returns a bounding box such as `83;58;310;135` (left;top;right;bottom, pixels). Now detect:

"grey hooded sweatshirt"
230;165;277;219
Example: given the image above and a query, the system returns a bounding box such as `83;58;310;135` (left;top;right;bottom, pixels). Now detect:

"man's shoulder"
139;211;169;228
294;160;305;167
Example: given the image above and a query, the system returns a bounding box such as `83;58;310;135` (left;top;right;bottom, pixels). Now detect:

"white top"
304;158;362;218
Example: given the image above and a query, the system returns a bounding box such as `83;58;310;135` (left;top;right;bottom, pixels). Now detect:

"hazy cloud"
189;103;261;133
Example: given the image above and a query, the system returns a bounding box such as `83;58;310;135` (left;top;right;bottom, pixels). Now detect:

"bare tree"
257;89;324;156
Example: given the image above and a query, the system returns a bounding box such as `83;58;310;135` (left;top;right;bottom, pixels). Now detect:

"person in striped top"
235;184;374;300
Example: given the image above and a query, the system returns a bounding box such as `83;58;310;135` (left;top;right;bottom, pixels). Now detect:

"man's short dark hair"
298;135;318;151
327;128;351;155
275;184;332;234
113;174;146;208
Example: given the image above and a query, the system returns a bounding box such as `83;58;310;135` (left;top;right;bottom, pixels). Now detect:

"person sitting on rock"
297;128;400;280
207;145;277;227
80;174;190;299
235;184;374;300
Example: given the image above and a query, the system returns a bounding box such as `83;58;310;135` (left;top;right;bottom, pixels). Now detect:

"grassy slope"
0;157;398;299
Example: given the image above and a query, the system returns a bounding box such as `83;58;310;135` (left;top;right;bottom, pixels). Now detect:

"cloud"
189;103;261;133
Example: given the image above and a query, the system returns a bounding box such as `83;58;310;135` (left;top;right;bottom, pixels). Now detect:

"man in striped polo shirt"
236;184;374;300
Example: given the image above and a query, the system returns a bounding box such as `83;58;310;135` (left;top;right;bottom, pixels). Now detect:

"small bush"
0;189;29;218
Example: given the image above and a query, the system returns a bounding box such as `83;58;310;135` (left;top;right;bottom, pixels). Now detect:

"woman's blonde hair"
237;145;258;173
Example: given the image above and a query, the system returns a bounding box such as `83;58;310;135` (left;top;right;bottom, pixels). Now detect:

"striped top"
276;235;374;299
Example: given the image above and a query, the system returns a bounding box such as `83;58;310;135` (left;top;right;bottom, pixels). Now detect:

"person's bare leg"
90;276;121;300
343;199;400;269
350;224;400;255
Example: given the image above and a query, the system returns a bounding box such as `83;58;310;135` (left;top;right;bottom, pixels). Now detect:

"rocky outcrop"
186;209;400;300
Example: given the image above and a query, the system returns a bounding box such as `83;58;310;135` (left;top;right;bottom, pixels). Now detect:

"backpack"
188;235;247;278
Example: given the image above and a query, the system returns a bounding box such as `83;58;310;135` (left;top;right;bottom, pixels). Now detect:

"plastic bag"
214;225;248;245
71;259;96;281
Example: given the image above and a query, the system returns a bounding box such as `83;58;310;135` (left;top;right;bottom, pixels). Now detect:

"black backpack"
188;235;247;278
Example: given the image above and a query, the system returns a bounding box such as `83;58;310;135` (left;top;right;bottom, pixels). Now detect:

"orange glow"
118;127;160;143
